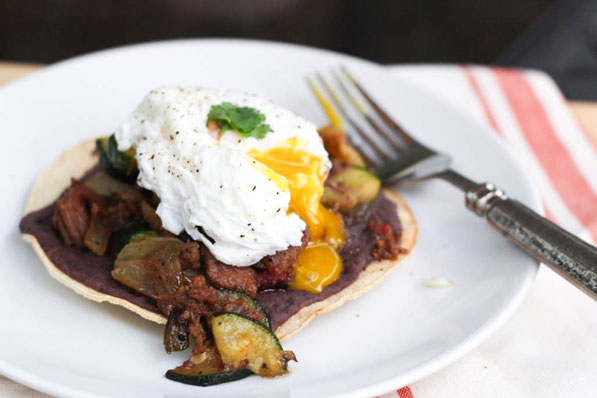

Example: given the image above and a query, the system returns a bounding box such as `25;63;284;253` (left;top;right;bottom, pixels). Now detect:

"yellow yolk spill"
249;138;344;294
292;243;342;293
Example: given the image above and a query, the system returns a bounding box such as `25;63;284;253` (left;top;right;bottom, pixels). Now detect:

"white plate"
0;39;540;398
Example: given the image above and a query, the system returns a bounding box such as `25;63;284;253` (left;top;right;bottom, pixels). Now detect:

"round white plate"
0;39;540;398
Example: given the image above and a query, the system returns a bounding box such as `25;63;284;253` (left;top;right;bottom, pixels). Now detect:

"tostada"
20;86;417;386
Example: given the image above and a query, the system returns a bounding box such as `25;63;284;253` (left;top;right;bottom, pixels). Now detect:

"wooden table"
2;61;597;145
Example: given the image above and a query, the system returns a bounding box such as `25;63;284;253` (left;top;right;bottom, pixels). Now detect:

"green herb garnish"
207;102;271;139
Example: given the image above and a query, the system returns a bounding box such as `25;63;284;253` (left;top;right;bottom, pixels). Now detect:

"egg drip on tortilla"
250;137;345;294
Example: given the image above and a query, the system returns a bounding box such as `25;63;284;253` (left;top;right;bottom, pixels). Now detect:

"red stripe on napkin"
461;66;501;134
492;68;597;242
397;386;414;398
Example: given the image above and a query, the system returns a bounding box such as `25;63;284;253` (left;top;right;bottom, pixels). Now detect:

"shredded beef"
368;221;402;260
157;275;217;316
203;246;258;297
105;198;139;231
157;275;265;355
53;178;146;250
256;228;310;290
52;179;91;247
179;242;201;270
157;276;217;354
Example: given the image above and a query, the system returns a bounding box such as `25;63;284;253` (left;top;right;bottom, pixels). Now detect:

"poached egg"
116;86;344;292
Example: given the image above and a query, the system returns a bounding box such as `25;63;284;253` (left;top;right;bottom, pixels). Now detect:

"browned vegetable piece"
164;307;190;353
140;200;163;231
84;172;141;200
182;269;201;285
140;200;175;237
318;125;365;167
83;202;111;255
112;237;183;298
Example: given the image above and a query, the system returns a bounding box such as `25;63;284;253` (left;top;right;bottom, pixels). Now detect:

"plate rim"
0;38;541;398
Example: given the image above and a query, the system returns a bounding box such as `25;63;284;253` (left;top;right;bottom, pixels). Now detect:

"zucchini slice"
166;346;252;387
212;312;291;377
110;220;156;255
215;289;271;329
96;134;137;182
322;166;381;211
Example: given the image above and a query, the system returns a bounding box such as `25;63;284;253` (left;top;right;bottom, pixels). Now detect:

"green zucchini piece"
110;220;156;255
215;289;271;329
96;134;137;182
322;166;381;211
165;346;252;386
212;312;291;377
166;366;252;387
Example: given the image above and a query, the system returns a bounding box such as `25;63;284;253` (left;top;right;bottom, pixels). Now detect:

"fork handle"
466;182;597;300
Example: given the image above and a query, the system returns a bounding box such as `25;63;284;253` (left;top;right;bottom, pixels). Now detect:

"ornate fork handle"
466;182;597;299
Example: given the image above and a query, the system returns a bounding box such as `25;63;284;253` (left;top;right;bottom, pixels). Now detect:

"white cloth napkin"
2;65;596;398
378;65;597;398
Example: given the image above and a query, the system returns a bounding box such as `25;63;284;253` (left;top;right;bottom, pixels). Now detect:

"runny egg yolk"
249;138;344;294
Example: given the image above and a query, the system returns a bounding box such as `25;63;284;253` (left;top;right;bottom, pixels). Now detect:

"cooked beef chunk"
179;242;201;270
203;246;258;297
105;197;139;231
52;179;91;247
140;200;163;231
256;228;309;290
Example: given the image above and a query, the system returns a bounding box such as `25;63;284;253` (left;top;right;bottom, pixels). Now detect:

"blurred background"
1;0;596;100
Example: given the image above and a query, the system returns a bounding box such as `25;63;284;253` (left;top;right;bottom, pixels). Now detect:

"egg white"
116;86;329;266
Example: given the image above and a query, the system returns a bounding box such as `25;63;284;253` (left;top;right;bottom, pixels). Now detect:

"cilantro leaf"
248;124;271;139
207;102;271;139
206;102;234;131
231;106;265;133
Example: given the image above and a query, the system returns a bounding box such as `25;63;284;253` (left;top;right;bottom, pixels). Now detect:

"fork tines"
307;67;416;168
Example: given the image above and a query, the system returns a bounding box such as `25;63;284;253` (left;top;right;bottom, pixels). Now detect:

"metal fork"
308;67;597;301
